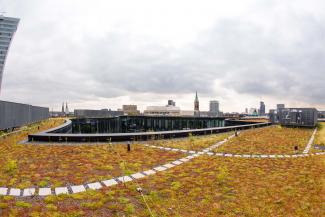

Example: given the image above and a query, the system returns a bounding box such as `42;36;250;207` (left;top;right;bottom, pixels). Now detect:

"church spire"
194;91;200;114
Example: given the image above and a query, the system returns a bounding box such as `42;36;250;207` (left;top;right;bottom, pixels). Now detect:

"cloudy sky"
1;0;325;112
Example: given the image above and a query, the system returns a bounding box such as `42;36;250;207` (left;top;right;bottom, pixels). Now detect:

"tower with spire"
194;91;200;116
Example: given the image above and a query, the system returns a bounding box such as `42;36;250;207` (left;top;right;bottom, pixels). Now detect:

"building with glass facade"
0;15;19;93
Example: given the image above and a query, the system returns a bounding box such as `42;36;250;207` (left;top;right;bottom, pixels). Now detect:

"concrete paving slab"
172;160;183;165
143;170;156;175
163;163;175;168
102;179;119;187
38;188;52;196
131;173;146;179
0;187;8;195
71;185;86;193
117;176;133;183
55;187;69;195
179;158;190;162
9;188;21;196
23;188;35;197
87;182;102;190
154;166;167;172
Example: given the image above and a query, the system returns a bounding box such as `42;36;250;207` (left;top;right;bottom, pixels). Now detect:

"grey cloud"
2;0;325;109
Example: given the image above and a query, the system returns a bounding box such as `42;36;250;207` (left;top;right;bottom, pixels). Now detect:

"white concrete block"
172;160;183;165
154;166;167;172
215;153;224;156
87;182;102;190
38;188;52;196
102;179;118;187
143;169;156;176
0;187;8;195
117;176;133;183
9;188;21;196
179;158;189;162
23;188;35;197
163;163;175;168
189;151;196;154
55;187;69;195
131;173;146;180
225;154;233;157
71;185;86;193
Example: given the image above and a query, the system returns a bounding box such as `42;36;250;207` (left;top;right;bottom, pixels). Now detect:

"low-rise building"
144;105;180;116
278;108;318;127
74;109;124;118
122;105;140;115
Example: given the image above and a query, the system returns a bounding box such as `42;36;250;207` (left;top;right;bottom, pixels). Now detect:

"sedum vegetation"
0;119;323;216
214;126;314;154
0;119;184;188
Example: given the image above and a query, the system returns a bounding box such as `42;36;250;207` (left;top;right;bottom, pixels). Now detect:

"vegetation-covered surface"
0;119;323;216
214;126;314;154
0;155;323;216
312;122;325;153
0;119;184;188
149;132;232;151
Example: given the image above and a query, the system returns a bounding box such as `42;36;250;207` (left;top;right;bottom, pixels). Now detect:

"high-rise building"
65;102;69;115
194;91;200;116
61;102;65;115
0;15;19;94
259;101;266;115
209;100;219;116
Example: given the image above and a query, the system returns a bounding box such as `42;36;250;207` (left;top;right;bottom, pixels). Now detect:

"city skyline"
1;0;325;112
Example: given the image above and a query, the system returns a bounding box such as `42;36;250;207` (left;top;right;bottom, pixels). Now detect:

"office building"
277;104;285;110
122;105;140;115
144;105;180;116
209;100;219;113
0;15;19;93
259;101;266;115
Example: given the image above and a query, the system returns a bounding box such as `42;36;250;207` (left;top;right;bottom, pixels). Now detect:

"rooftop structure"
0;15;19;93
278;108;318;127
0;100;49;130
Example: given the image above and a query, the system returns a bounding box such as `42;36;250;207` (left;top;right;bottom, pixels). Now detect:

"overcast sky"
1;0;325;112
